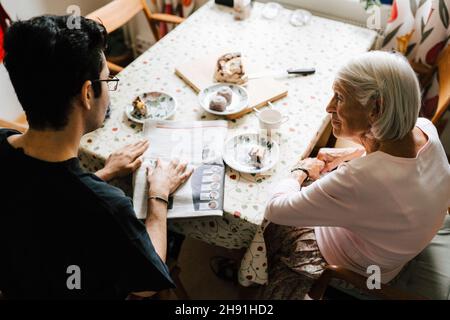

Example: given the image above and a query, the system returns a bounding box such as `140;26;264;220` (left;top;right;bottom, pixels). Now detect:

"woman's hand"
147;158;194;198
95;140;149;181
317;147;365;173
291;158;325;182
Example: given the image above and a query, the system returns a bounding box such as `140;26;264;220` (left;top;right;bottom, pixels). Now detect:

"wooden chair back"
432;45;450;125
0;115;28;133
86;0;184;73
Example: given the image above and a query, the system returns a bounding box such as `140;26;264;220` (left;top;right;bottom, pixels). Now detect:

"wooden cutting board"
175;53;288;119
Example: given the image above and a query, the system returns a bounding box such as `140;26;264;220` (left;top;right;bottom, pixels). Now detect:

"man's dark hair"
4;15;107;130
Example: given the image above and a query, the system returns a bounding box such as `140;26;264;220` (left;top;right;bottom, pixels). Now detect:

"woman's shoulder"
415;117;438;139
329;152;396;185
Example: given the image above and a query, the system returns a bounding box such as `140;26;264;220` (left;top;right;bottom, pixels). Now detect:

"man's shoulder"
77;173;133;212
0;128;21;135
0;128;20;143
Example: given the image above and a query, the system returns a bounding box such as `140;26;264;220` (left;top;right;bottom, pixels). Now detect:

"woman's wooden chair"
410;45;450;126
309;212;450;300
431;45;450;125
86;0;185;74
0;113;28;132
308;265;427;300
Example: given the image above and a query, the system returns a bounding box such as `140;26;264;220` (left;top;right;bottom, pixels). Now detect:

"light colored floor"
174;237;261;300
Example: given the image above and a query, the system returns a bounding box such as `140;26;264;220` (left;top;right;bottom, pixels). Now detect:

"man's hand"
95;140;150;181
317;147;365;174
291;158;325;183
147;158;194;199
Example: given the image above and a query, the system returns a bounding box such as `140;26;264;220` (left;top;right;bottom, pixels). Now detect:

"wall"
0;64;21;121
2;0;109;19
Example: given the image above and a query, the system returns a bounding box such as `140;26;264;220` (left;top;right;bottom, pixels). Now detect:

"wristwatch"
290;167;310;180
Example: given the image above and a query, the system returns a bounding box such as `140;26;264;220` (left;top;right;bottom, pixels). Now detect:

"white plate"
198;83;249;116
126;91;177;124
223;133;279;174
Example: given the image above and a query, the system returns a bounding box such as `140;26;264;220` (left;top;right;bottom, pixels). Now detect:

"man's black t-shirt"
0;129;174;299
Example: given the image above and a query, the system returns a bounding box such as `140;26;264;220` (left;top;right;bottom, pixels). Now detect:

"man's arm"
126;199;167;300
128;200;168;300
129;160;191;299
144;198;168;262
144;159;192;261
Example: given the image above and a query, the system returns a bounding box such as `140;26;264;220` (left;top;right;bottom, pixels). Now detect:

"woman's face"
325;81;372;140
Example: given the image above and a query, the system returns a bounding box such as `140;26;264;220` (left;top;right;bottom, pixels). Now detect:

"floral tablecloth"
79;1;377;287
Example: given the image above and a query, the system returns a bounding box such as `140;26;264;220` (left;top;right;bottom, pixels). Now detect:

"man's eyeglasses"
92;75;120;91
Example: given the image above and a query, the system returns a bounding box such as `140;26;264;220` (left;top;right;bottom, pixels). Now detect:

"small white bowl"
198;83;249;116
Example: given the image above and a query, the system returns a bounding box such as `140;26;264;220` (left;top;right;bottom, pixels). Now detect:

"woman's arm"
265;162;360;227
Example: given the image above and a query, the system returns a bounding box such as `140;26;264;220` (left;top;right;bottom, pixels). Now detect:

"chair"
309;212;450;300
0;114;28;132
86;0;184;74
0;0;185;131
431;45;450;125
409;45;450;126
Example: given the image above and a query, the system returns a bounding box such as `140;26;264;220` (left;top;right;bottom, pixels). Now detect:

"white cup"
234;0;252;20
255;107;289;131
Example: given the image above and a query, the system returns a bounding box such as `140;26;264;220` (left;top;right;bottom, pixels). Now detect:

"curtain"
382;0;450;121
0;2;11;63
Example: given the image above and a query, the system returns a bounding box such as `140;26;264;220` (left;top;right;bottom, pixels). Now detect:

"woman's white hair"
336;50;421;141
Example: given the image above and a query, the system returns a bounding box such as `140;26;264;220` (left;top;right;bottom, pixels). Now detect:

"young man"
0;15;192;299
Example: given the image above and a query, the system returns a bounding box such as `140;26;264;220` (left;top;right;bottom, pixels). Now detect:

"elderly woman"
261;51;450;299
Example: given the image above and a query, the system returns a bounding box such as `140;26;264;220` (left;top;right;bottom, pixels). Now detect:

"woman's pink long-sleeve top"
265;118;450;283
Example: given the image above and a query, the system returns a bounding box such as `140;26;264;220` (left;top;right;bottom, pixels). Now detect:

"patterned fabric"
149;0;196;38
259;223;381;300
0;3;11;63
382;0;450;121
258;224;327;299
0;24;4;62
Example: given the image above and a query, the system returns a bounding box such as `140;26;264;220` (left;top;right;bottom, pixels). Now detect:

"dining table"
79;0;378;287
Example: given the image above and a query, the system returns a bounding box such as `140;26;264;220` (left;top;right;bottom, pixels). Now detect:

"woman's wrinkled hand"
147;158;194;198
291;158;325;182
96;140;149;181
317;147;365;173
